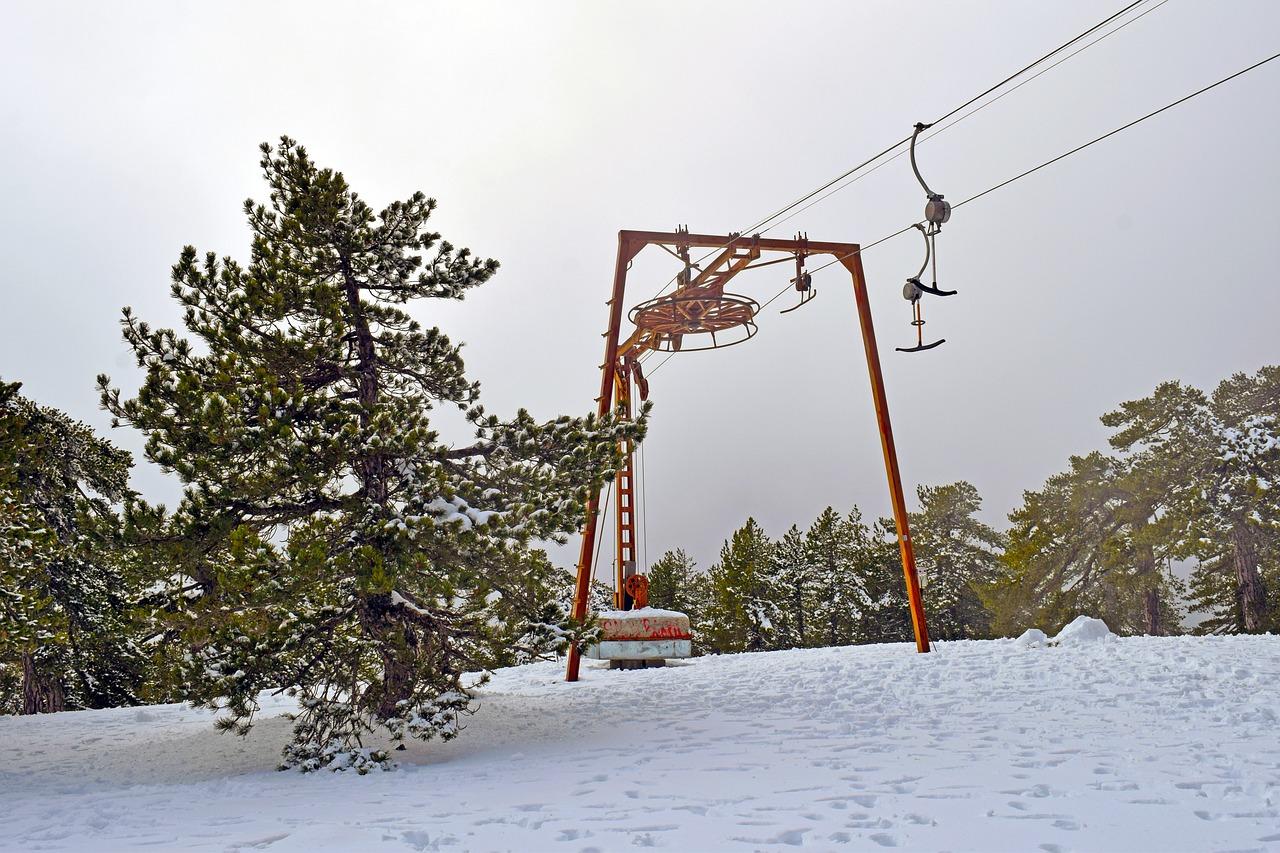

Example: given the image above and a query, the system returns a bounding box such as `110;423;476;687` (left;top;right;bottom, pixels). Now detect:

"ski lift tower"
565;228;932;681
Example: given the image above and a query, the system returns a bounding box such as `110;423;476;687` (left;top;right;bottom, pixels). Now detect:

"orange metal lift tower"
565;230;931;681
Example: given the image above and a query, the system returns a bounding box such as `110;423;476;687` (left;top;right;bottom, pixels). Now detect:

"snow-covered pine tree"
0;380;143;714
803;507;866;648
97;138;645;771
856;517;915;644
908;481;1005;640
472;549;594;670
703;519;780;653
1195;369;1279;632
771;524;812;648
1104;370;1278;633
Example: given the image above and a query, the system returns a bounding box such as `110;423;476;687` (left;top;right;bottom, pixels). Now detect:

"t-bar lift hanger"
897;122;957;353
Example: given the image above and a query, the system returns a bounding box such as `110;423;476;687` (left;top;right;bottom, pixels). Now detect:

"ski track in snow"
2;636;1279;852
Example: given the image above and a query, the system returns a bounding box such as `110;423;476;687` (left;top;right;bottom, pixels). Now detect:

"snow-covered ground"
3;632;1279;852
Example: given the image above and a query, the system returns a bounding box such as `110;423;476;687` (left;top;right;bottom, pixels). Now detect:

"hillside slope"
2;634;1278;852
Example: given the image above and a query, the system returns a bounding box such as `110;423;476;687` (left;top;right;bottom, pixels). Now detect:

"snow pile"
3;634;1280;851
1051;614;1115;646
1013;616;1115;649
1012;627;1049;648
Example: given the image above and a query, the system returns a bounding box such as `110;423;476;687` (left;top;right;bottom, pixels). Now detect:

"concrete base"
608;659;667;670
584;638;692;660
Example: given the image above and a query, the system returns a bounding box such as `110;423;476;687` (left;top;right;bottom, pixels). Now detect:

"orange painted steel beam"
838;250;931;653
565;233;645;682
620;229;864;256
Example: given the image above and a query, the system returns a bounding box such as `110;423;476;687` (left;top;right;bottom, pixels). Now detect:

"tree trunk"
341;257;387;506
1231;525;1268;632
1136;546;1163;636
341;256;410;711
360;597;417;720
794;586;805;648
21;653;65;714
1142;587;1162;636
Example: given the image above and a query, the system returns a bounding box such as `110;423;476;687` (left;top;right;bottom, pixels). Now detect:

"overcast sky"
3;1;1278;574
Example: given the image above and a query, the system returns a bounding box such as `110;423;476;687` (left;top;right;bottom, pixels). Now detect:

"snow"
389;591;430;616
1013;628;1049;648
1050;615;1116;646
596;607;689;620
1011;616;1113;649
3;635;1280;851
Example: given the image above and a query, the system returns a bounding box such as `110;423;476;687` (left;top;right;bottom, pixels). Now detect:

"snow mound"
1012;627;1049;648
1051;615;1115;646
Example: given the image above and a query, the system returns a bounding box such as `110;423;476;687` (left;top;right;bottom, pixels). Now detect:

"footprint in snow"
400;829;457;851
228;833;290;850
770;828;809;846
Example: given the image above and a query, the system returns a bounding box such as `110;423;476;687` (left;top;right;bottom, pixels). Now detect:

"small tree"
99;138;644;770
0;380;143;714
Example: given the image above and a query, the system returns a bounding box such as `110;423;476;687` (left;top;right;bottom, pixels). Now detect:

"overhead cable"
791;48;1280;286
639;0;1160;315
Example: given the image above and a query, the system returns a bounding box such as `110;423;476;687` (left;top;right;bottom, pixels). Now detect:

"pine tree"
647;548;697;614
0;380;143;714
803;508;867;648
1103;371;1278;633
703;519;780;653
909;481;1004;640
855;518;915;645
995;452;1183;636
684;570;713;654
1195;370;1279;632
472;550;596;670
97;138;644;770
771;524;812;648
646;548;709;652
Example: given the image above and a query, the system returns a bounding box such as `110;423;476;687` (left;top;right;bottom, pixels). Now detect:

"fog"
3;1;1278;572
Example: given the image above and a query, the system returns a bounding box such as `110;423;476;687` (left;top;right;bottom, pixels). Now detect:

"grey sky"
3;1;1278;574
